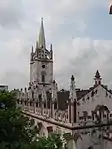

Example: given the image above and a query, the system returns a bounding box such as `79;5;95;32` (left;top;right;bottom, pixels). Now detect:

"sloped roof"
57;89;90;110
40;84;112;111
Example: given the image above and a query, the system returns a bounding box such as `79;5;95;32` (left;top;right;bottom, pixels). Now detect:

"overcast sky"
0;0;112;90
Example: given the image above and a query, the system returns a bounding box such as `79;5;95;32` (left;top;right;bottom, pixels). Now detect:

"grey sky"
0;0;112;90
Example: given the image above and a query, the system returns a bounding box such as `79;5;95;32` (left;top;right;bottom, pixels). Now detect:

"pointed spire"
36;41;38;50
30;46;34;61
35;41;38;56
95;70;101;79
70;75;77;102
50;44;52;51
50;44;53;59
68;75;77;124
38;18;46;49
32;46;33;53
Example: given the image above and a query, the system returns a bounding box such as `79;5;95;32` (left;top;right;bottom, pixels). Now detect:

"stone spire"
30;46;34;61
69;75;77;102
94;70;102;85
38;18;46;49
51;80;58;118
68;75;77;124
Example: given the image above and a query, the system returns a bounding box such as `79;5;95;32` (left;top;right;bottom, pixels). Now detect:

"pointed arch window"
41;71;46;83
42;75;45;82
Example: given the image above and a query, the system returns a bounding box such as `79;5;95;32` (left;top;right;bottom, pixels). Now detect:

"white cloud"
54;37;112;89
0;0;111;90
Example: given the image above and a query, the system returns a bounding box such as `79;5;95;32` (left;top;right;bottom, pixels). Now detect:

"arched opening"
38;94;42;107
94;105;109;122
42;74;45;82
41;71;46;83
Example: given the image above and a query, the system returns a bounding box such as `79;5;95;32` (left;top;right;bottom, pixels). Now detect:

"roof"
57;89;90;110
27;83;112;111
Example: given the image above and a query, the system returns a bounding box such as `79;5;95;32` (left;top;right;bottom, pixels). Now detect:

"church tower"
30;18;53;92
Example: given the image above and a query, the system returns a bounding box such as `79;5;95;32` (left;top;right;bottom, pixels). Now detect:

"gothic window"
42;75;45;82
41;71;46;82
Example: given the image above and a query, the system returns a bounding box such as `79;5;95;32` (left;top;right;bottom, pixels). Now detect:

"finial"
32;46;33;53
71;75;74;81
53;80;56;84
25;87;27;92
50;44;52;51
36;41;38;48
41;17;43;22
95;70;101;79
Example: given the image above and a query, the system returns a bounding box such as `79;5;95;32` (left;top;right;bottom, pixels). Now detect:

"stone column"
51;80;57;118
69;75;77;124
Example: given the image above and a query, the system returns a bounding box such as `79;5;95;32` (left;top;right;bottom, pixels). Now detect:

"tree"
0;91;38;149
29;134;63;149
0;91;63;149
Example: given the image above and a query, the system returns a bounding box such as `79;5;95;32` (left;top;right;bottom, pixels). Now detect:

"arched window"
41;71;46;83
42;75;45;82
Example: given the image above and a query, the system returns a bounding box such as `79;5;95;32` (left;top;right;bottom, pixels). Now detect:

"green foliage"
0;91;38;149
28;134;63;149
0;91;63;149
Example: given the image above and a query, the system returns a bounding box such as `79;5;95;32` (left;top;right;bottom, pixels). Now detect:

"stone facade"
16;19;112;149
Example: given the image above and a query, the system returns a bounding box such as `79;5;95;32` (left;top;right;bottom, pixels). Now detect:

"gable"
78;84;112;116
